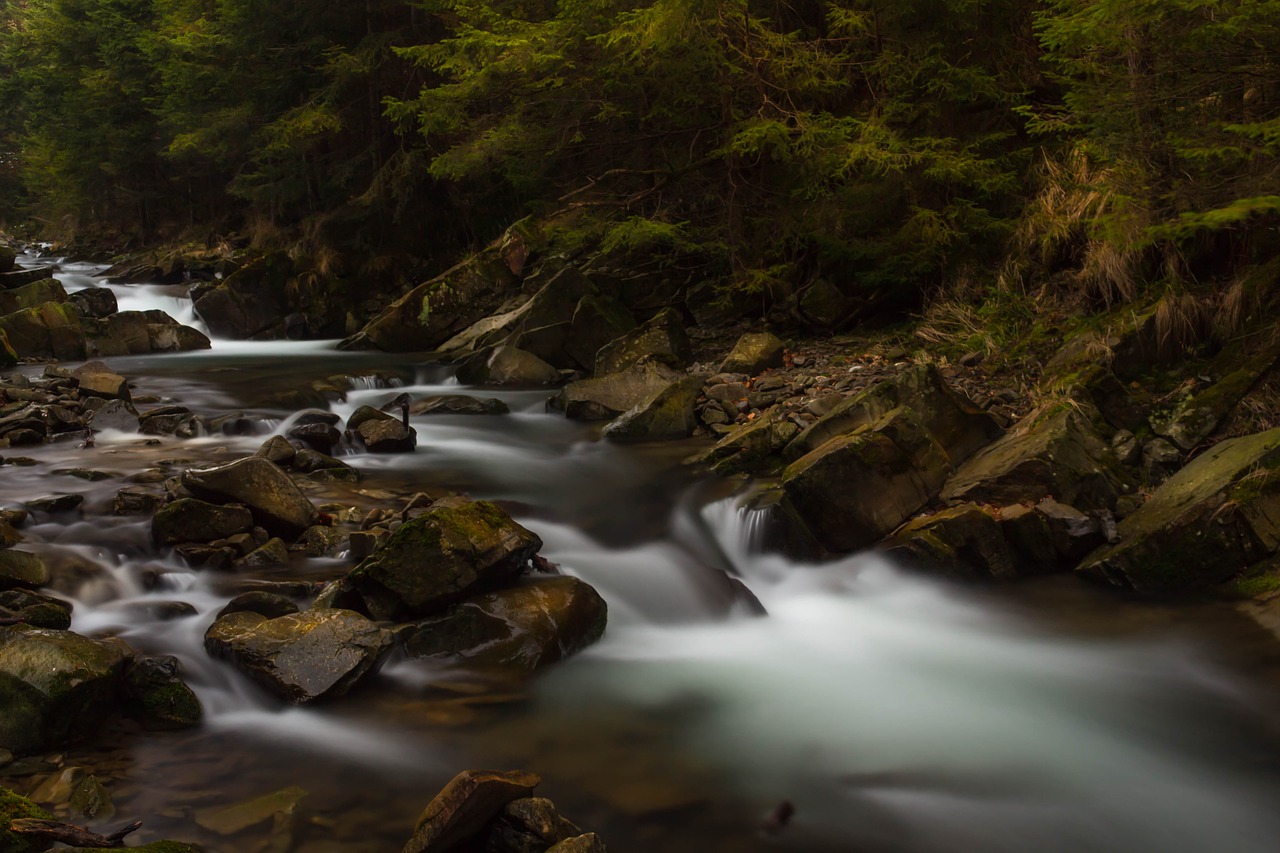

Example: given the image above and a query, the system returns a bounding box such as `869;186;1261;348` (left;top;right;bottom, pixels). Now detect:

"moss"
75;842;204;853
1220;572;1280;600
0;785;55;853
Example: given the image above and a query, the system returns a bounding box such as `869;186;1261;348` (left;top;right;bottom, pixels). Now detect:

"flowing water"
7;257;1280;852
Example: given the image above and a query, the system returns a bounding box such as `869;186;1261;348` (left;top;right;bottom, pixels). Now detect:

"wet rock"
0;278;68;316
182;456;320;537
292;524;347;557
694;411;799;476
148;322;212;353
123;655;202;730
457;345;562;386
0;518;20;548
139;405;201;437
195;785;309;836
152;499;254;545
496;267;599;368
410;395;510;416
235;537;289;568
999;499;1103;572
0;626;131;753
68;286;118;319
88;398;141;432
553;359;684;421
192;253;292;339
204;609;393;703
174;543;237;570
1078;427;1280;595
26;494;84;513
486;797;584;853
346;498;542;620
0;551;48;591
348;528;391;561
291;448;354;475
885;504;1018;580
0;266;55;288
256;435;297;467
404;576;608;669
602;373;708;442
113;487;164;515
0;302;86;361
942;404;1132;512
718;331;785;376
355;416;417;453
783;407;952;552
402;769;541;853
784;364;1003;466
0;785;55;853
548;834;608;852
287;422;341;454
594;307;691;376
217;591;300;621
0;590;72;630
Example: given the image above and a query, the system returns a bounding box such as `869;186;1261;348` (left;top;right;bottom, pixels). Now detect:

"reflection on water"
1;255;1278;851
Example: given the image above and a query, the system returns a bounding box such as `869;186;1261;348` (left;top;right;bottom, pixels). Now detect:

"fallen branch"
9;817;142;848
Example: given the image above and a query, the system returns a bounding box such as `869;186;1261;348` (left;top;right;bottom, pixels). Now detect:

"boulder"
113;487;164;515
139;405;201;437
410;395;510;416
192;252;292;339
217;591;300;621
941;404;1132;512
84;311;151;356
456;345;562;386
602;373;708;442
1077;427;1280;595
346;498;542;620
782;407;952;552
148;322;211;353
291;448;355;475
784;364;1003;465
486;798;585;853
69;286;118;319
500;267;598;368
0;266;56;289
72;361;130;401
718;331;785;376
0;550;48;591
0;626;131;754
0;302;86;361
235;537;289;568
999;499;1103;573
123;655;202;730
349;408;417;453
182;457;320;537
88;399;140;432
594;308;691;376
694;411;799;476
152;499;254;545
287;421;341;454
404;576;608;669
565;293;636;371
797;278;850;328
256;435;298;467
203;609;392;703
0;589;72;630
402;769;541;853
0;278;68;316
884;504;1018;580
553;359;683;421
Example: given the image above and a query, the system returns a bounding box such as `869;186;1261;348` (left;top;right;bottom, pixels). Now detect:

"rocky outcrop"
1078;427;1280;595
404;576;608;669
0;626;131;754
941;403;1132;511
552;359;683;421
344;498;542;620
192;252;292;339
695;411;799;476
204;609;393;703
182;457;320;537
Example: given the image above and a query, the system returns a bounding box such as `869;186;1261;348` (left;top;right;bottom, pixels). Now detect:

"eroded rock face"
346;498;542;620
404;576;607;669
182;457;320;537
1078;427;1280;595
0;626;132;754
204;609;392;704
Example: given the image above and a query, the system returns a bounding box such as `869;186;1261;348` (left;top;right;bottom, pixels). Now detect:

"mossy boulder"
0;626;132;754
602;373;708;442
123;655;202;730
0;590;73;630
204;609;392;704
941;403;1132;512
1151;350;1277;451
784;363;1003;465
0;785;55;853
693;411;799;476
191;252;292;339
718;331;785;376
553;359;683;421
181;457;320;537
0;550;48;591
0;302;87;361
999;499;1103;573
151;499;254;546
346;498;542;620
884;504;1017;580
402;769;541;853
0;278;68;316
1078;427;1280;595
594;307;691;376
404;576;607;669
782;407;952;553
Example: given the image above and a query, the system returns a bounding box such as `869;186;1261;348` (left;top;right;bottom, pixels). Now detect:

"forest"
3;0;1280;329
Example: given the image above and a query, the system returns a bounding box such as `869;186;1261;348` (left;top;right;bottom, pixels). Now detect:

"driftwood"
9;817;142;848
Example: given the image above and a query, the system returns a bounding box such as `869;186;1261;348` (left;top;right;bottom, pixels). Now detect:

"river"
6;255;1280;852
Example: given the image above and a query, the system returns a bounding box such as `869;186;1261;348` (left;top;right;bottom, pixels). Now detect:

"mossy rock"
1078;427;1280;595
124;655;203;730
884;504;1017;580
0;785;55;853
692;411;799;476
594;307;690;376
602;373;708;442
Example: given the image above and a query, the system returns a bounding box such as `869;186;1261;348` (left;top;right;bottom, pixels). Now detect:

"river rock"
694;411;800;475
346;498;542;620
0;278;67;316
784;363;1003;466
291;448;355;476
72;361;130;401
602;373;708;442
999;498;1103;572
0;550;48;590
88;398;141;432
410;395;510;416
355;415;417;453
203;608;392;703
1077;427;1280;595
182;456;320;537
287;421;342;454
0;626;132;753
83;310;150;356
152;498;255;545
192;252;291;339
0;244;14;273
235;537;289;568
941;404;1132;512
0;301;87;361
594;307;691;376
548;834;608;853
139;404;201;437
148;321;212;353
553;359;683;421
885;504;1018;580
0;266;55;289
565;293;637;371
404;576;607;669
402;769;541;853
486;797;585;853
123;655;202;730
499;267;598;368
0;590;72;631
113;486;164;515
782;407;952;552
69;286;118;319
257;435;298;467
0;786;55;853
457;345;562;386
718;331;785;376
218;591;300;621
